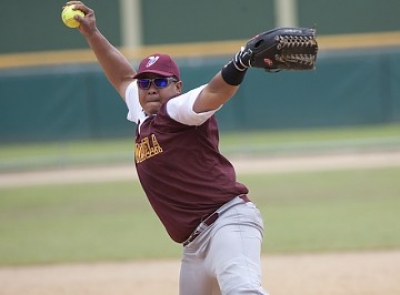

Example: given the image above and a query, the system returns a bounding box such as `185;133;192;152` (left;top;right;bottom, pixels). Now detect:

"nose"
147;85;158;94
147;82;159;93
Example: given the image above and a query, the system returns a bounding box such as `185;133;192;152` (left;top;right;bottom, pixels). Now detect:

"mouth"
148;98;161;102
147;99;161;106
146;95;161;103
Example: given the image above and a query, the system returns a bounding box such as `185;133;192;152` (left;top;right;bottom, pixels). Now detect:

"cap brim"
133;70;176;80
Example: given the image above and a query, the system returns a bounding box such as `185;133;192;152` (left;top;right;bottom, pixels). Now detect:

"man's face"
137;74;182;115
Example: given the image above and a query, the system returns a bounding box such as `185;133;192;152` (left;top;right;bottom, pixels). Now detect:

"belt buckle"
183;213;219;246
183;231;200;246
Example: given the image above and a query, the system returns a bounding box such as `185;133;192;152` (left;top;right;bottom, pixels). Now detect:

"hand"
232;46;253;71
63;1;98;37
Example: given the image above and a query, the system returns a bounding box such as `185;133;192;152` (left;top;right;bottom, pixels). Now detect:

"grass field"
1;123;400;266
1;166;399;266
1;123;400;171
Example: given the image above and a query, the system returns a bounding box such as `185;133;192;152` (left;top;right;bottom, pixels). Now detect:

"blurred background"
1;2;400;291
1;0;399;151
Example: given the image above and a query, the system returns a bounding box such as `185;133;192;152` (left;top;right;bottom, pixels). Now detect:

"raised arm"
64;1;135;100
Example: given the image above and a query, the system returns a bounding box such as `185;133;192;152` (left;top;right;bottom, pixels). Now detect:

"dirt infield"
1;151;400;295
1;251;399;295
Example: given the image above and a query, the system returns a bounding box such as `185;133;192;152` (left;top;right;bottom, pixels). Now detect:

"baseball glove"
234;27;318;72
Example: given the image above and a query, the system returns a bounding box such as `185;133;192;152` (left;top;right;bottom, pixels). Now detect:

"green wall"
0;66;132;142
1;48;399;143
141;0;274;44
0;0;120;54
298;0;400;35
1;0;399;54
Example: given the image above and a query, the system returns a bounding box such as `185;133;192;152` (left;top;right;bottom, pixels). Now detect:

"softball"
61;5;84;28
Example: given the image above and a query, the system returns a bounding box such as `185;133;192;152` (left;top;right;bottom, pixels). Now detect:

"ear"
175;81;183;93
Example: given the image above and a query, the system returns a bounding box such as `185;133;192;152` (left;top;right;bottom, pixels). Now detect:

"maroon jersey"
134;103;248;243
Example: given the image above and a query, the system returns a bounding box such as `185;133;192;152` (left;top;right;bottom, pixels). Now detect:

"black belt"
183;195;250;246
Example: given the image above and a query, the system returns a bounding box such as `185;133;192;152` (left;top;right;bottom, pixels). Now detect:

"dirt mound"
1;251;399;295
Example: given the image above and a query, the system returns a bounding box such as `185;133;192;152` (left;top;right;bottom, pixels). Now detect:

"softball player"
67;1;270;294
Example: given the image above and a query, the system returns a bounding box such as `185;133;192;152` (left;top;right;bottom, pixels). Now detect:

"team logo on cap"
146;56;160;68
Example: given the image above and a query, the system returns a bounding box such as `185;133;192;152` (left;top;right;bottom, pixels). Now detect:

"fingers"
63;1;93;21
63;1;91;14
62;1;79;10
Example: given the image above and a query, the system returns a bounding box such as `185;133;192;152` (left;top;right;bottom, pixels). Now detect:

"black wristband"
221;61;248;86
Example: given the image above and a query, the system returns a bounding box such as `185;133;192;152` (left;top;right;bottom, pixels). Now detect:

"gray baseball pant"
179;196;270;295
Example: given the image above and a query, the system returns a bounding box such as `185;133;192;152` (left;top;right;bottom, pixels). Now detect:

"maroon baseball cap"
133;53;180;80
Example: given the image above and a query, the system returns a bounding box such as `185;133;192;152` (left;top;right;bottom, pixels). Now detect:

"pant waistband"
182;194;250;246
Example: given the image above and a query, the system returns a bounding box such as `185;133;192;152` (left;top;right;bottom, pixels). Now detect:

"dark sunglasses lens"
154;78;169;88
138;79;151;89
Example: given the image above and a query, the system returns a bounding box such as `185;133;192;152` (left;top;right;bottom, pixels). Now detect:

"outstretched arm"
64;1;135;100
193;48;250;113
192;72;240;113
193;27;318;113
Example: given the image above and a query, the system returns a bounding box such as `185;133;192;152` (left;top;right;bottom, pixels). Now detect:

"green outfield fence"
1;0;399;54
1;46;400;144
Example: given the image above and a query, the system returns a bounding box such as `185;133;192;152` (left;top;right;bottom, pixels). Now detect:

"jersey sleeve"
125;81;141;124
166;84;222;126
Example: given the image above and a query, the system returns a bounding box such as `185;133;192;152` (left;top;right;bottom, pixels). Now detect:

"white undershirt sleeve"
125;82;141;124
167;84;222;126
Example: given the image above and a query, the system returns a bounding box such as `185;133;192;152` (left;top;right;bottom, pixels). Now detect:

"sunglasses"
137;77;178;90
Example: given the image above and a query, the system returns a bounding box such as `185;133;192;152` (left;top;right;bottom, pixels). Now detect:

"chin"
145;101;161;114
147;105;161;115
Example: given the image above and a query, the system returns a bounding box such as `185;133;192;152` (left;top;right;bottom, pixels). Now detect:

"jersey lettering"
135;134;163;163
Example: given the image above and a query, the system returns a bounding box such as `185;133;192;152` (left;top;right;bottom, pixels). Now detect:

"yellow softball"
61;5;84;28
